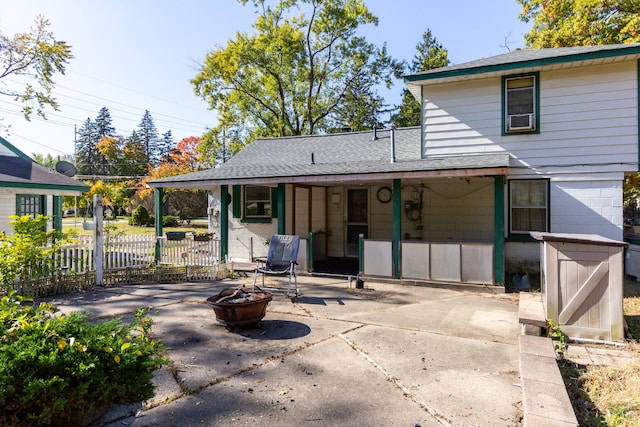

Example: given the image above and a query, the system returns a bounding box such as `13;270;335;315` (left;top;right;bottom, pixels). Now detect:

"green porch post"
220;185;229;261
393;178;402;279
494;176;505;285
155;188;163;262
277;183;285;235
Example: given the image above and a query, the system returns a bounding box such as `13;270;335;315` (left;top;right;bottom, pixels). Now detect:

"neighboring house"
149;43;640;286
0;136;89;234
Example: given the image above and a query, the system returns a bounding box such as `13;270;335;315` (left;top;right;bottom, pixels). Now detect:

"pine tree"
75;118;96;175
94;107;115;138
158;130;175;163
93;107;115;174
391;30;449;127
137;110;160;165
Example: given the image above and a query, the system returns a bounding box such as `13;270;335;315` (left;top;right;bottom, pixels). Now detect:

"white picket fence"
54;234;221;274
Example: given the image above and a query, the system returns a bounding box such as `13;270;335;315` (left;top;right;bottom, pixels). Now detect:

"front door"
345;188;368;258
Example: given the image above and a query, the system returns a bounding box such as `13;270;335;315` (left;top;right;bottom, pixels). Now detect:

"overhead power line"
2;78;214;134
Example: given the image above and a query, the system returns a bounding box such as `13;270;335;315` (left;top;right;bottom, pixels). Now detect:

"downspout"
220;185;229;261
154;187;163;263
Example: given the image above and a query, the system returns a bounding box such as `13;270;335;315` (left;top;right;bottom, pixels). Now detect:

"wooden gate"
534;233;626;343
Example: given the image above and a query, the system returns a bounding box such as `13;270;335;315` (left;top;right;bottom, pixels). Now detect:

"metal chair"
253;234;300;298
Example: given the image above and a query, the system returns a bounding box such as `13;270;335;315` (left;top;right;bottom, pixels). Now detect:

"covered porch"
151;165;508;287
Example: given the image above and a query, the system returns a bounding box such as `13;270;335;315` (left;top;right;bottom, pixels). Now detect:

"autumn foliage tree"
138;137;208;220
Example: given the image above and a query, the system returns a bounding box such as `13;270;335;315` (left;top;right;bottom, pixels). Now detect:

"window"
509;180;548;234
17;195;45;218
244;186;271;218
503;74;538;133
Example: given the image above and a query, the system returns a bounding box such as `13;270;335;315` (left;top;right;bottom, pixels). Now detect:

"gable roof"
405;43;640;90
0;136;89;192
149;127;509;188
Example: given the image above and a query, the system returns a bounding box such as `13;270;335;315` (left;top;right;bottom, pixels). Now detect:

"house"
0;136;89;234
149;43;640;287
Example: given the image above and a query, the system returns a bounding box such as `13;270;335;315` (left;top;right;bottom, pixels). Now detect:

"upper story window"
503;73;539;134
244;186;271;219
509;180;548;234
17;195;45;219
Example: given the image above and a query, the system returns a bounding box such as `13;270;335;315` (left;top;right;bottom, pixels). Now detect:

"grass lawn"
559;277;640;426
62;217;209;236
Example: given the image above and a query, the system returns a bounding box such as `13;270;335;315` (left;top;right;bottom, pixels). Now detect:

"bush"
130;205;150;226
147;214;155;227
162;215;179;227
0;215;67;286
0;291;166;426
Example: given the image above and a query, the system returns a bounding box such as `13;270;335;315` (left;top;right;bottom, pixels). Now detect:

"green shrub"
0;215;68;286
0;291;166;426
162;215;179;227
130;206;150;226
147;214;155;227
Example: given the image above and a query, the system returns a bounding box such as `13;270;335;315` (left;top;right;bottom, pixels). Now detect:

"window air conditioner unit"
508;113;534;130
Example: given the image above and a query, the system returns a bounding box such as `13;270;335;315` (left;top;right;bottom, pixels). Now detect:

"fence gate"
533;232;626;343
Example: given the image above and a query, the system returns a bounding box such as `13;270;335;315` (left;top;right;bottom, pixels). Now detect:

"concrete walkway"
42;277;523;426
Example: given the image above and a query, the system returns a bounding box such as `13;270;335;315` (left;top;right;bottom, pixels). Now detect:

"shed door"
345;188;368;258
547;242;624;342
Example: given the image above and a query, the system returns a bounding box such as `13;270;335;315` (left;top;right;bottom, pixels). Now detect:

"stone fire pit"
206;286;272;329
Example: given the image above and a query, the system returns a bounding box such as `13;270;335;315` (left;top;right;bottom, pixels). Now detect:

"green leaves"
517;0;640;48
0;294;166;424
193;0;403;164
0;15;73;120
0;215;68;287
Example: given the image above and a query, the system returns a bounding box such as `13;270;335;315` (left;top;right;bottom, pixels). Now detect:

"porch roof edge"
149;166;508;189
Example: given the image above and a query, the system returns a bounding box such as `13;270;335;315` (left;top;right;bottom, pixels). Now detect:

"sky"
0;0;532;159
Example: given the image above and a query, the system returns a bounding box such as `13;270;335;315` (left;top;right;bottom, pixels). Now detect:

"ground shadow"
293;296;345;306
236;320;311;340
557;359;606;426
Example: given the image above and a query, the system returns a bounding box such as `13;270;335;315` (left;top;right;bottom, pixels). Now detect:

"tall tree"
0;16;73;120
158;130;175;163
192;0;403;162
137;136;207;219
93;107;115;174
96;135;146;178
137;110;160;165
518;0;640;47
75;118;97;175
391;30;449;127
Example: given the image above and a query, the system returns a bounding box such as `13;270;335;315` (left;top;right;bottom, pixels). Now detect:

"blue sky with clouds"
0;0;531;158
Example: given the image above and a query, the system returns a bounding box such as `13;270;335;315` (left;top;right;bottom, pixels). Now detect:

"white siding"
550;180;623;240
0;192;14;234
423;61;638;177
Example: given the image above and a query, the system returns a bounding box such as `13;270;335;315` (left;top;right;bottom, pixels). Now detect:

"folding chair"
253;234;300;298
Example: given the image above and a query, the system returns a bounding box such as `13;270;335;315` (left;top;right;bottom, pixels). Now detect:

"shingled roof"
0;137;88;192
405;43;640;85
149;126;509;188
